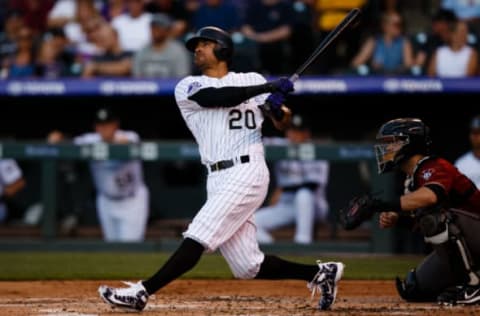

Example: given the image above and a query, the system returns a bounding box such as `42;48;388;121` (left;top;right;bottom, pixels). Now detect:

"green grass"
0;252;422;281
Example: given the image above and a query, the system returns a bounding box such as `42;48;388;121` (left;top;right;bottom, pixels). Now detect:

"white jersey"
455;151;480;188
435;45;473;77
174;72;269;165
275;159;329;188
74;130;145;199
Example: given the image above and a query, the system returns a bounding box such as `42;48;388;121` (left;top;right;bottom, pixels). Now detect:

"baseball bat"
289;8;361;82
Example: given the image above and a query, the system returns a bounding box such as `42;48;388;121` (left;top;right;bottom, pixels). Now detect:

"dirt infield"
0;280;479;315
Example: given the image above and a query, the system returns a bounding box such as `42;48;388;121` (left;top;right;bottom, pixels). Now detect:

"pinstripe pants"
184;156;269;279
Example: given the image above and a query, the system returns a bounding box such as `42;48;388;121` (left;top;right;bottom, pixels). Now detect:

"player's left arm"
399;186;438;212
188;78;293;108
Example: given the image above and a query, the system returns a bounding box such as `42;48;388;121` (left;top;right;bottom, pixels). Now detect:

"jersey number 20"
229;109;256;130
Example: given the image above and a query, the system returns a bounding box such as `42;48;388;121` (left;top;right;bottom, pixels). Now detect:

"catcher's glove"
340;195;384;230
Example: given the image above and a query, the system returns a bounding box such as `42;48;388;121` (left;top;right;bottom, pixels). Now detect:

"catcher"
341;118;480;306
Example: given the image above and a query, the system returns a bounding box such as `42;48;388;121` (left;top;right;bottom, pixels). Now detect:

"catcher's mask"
375;118;431;174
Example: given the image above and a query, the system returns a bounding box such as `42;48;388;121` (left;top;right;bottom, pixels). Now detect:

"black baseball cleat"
437;284;480;306
99;281;149;311
308;261;345;310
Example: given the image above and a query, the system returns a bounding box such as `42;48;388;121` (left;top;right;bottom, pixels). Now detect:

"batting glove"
266;92;285;110
267;77;294;94
260;92;286;121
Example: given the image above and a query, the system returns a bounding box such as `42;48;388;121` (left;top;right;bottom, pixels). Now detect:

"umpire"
344;118;480;305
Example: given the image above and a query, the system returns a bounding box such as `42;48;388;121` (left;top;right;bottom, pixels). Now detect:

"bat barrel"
292;8;361;78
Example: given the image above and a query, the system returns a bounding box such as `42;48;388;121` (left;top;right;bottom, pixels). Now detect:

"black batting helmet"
374;118;431;174
185;26;234;63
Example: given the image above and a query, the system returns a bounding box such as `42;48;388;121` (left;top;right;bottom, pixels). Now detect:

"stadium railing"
0;141;395;253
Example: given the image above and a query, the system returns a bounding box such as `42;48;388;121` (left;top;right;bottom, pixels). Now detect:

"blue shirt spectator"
8;62;35;77
242;0;293;74
192;0;240;31
372;35;405;72
351;12;413;75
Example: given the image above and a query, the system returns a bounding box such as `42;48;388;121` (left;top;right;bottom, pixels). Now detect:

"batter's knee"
231;262;262;279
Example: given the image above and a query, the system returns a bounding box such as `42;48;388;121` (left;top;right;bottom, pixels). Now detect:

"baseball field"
0;252;479;315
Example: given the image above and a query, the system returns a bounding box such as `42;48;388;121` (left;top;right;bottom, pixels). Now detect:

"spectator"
413;9;458;76
192;0;240;32
102;0;127;21
9;0;54;35
0;159;26;224
242;0;292;75
112;0;152;53
36;28;78;78
314;0;367;73
1;26;36;78
63;0;103;57
81;24;132;78
144;0;189;37
35;39;64;78
0;10;24;64
48;107;150;242
133;13;190;78
47;0;103;28
351;12;414;75
289;0;315;74
255;115;330;244
50;27;81;75
427;21;478;77
442;0;480;34
76;16;105;61
455;115;480;189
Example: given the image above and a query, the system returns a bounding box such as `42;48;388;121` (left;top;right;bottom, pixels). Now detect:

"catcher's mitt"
340;195;383;230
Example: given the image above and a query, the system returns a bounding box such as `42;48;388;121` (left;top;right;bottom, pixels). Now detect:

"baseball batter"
99;26;344;312
455;115;480;188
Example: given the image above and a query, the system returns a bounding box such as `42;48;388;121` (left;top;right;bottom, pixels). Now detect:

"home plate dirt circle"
0;280;479;315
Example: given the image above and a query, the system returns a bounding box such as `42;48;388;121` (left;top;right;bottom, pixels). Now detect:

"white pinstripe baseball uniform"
255;137;330;244
175;71;270;279
0;159;23;222
74;131;149;242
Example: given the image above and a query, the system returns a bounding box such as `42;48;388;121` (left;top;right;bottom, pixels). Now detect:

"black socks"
255;255;319;281
142;238;204;295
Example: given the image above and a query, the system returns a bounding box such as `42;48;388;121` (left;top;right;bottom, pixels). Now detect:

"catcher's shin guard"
448;222;480;286
419;210;480;286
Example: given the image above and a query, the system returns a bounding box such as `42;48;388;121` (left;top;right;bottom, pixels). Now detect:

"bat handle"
289;73;300;83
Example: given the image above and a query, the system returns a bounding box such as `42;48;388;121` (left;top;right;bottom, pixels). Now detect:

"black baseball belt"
209;155;250;172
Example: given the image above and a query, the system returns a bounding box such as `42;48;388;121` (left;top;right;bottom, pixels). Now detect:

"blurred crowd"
0;0;480;78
